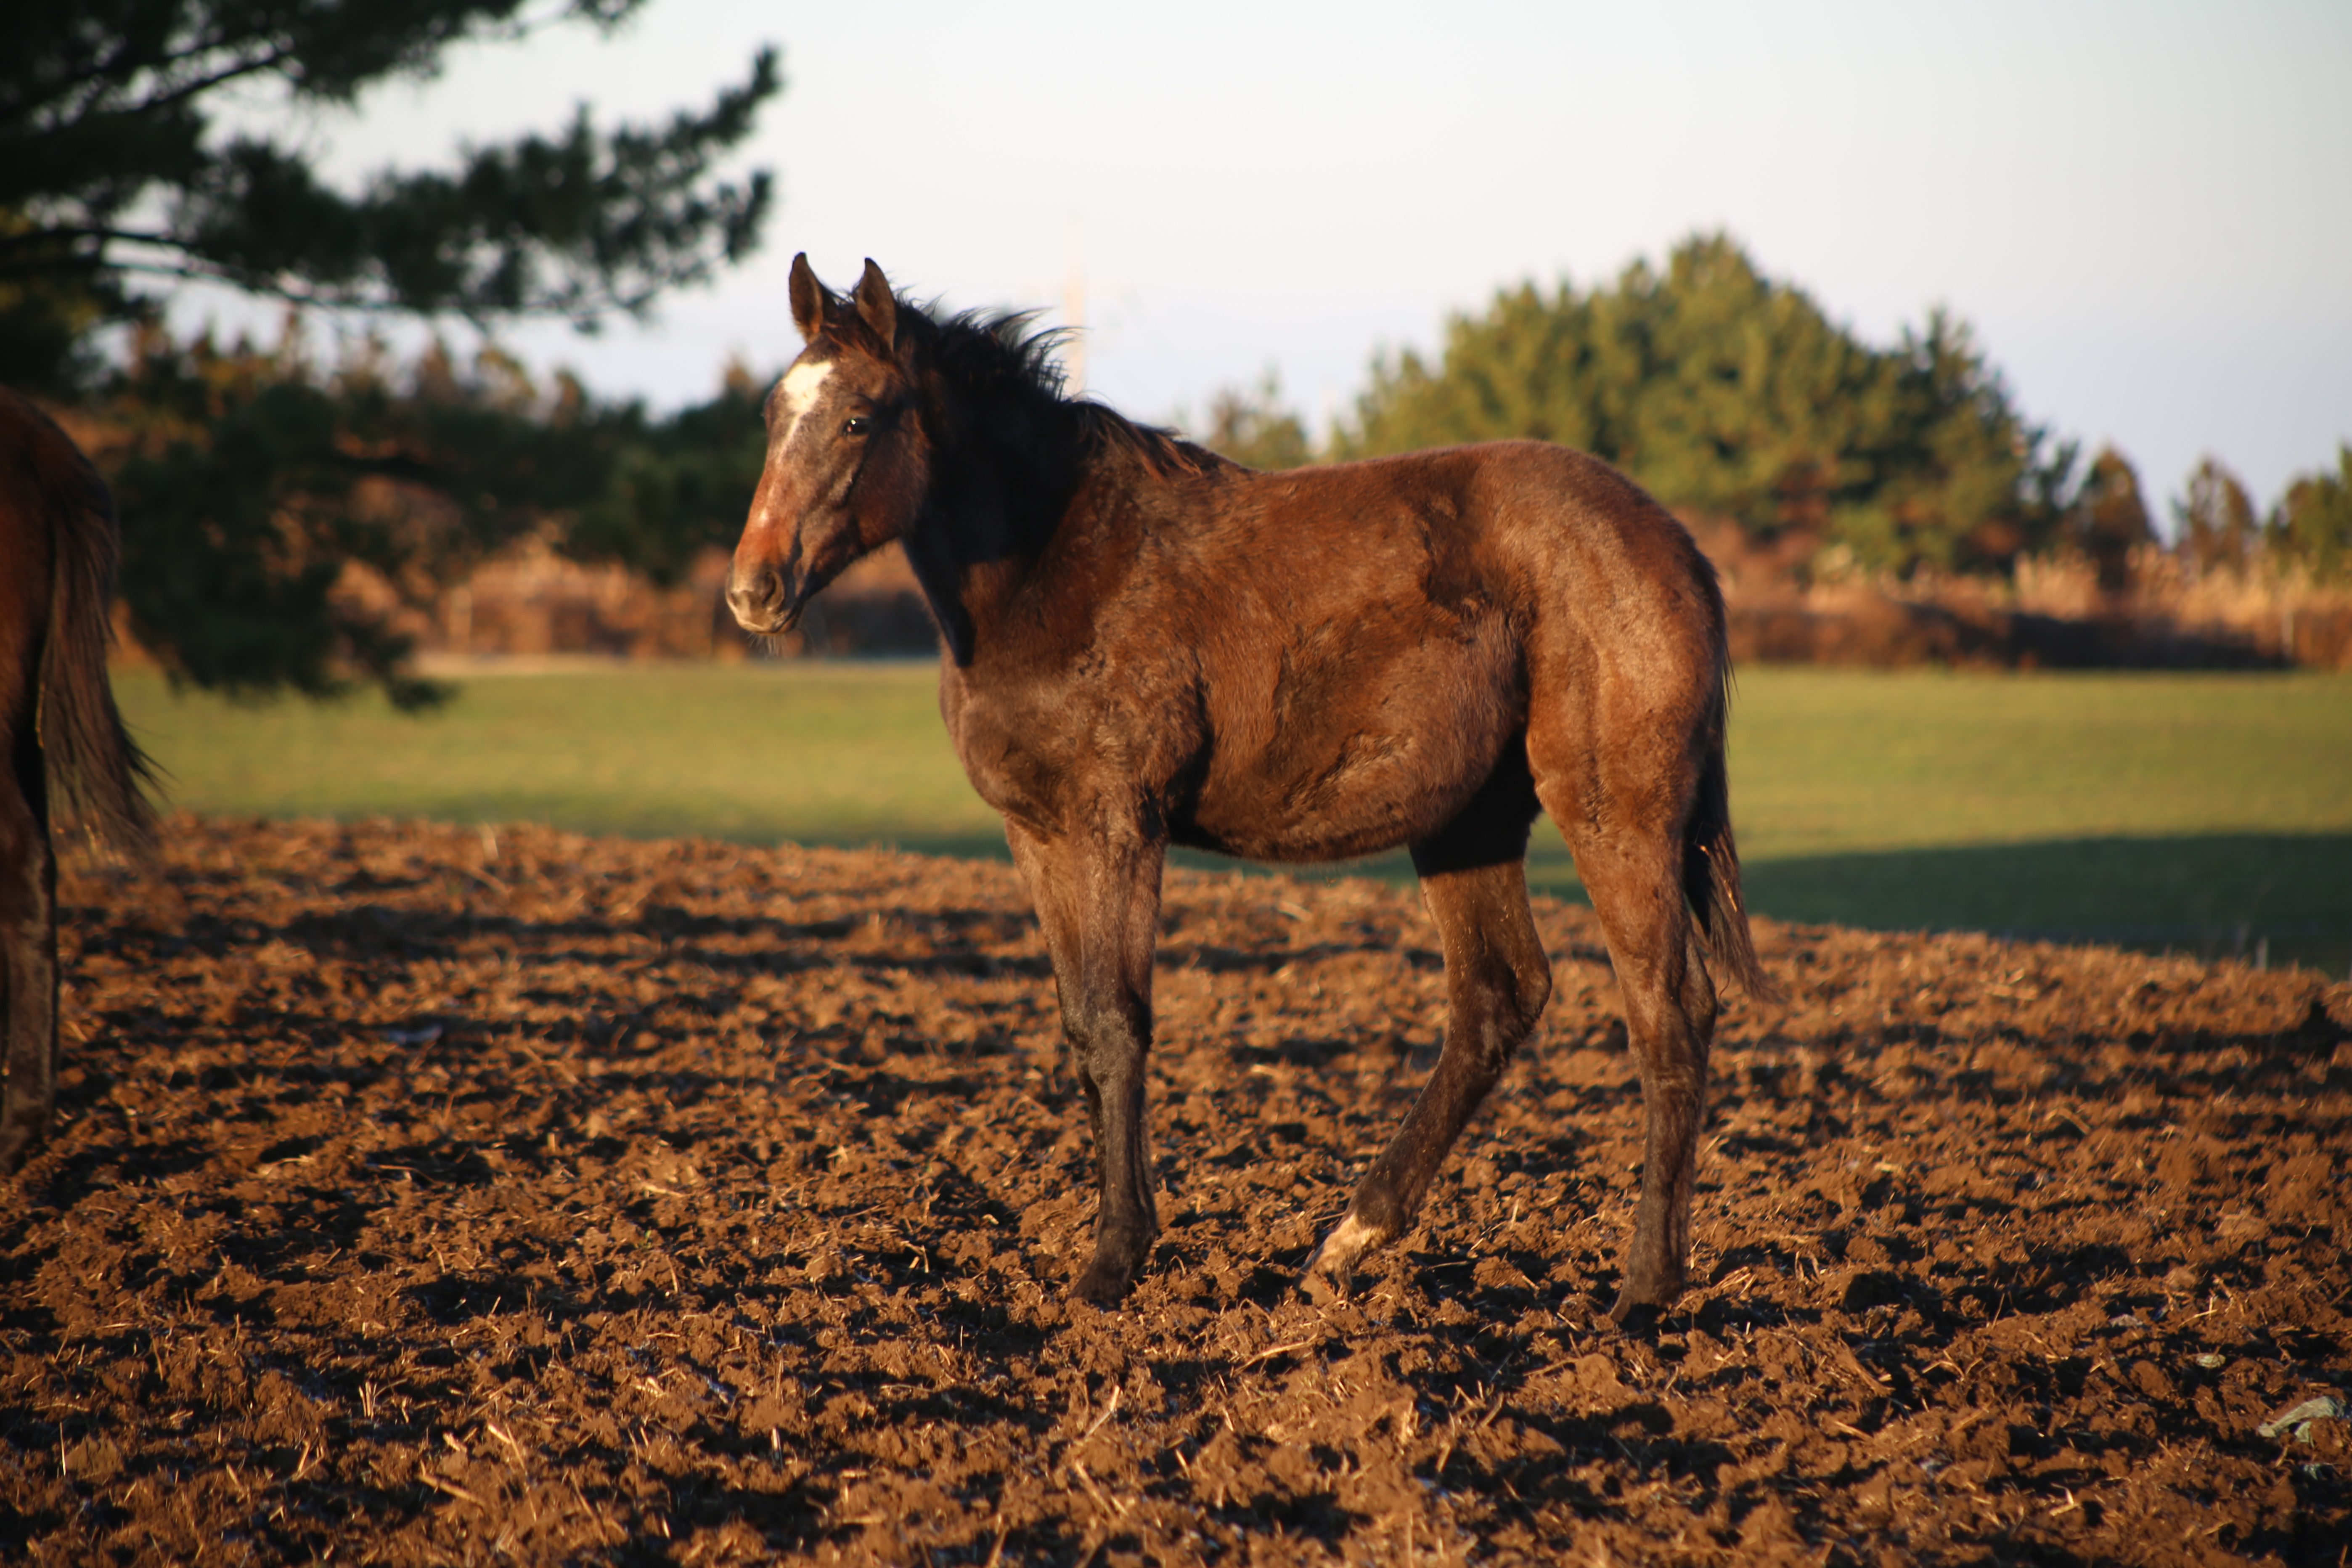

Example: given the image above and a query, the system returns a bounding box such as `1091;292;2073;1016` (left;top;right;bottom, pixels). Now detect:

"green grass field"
114;662;2352;975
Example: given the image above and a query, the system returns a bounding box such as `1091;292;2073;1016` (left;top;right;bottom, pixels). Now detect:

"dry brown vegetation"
1696;527;2352;673
292;525;2352;673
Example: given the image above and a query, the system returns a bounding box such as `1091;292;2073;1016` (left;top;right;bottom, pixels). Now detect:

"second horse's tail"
30;400;157;857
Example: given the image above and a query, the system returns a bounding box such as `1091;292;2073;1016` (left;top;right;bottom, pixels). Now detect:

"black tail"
1682;682;1775;1001
39;439;157;858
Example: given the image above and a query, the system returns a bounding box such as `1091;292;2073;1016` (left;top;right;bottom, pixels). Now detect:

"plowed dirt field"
4;818;2347;1565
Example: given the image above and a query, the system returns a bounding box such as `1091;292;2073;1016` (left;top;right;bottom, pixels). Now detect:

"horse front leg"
1006;817;1168;1305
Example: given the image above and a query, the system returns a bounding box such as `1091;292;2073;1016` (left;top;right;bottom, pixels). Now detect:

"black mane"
901;300;1224;478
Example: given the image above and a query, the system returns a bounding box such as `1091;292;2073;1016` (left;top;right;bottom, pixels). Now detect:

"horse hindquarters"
1530;661;1729;1320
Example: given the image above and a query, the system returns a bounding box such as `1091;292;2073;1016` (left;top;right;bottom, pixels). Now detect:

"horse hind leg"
0;731;56;1173
1562;816;1719;1324
1304;773;1549;1300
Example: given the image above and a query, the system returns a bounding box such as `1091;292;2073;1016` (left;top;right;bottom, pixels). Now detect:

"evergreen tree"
1340;234;2072;576
2173;457;2259;575
1;1;781;699
97;322;768;706
567;358;768;587
2270;445;2352;579
2;0;776;393
2071;446;2153;594
1195;370;1312;471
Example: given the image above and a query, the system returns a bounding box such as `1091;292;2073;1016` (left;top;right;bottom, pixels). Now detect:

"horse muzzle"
725;562;805;636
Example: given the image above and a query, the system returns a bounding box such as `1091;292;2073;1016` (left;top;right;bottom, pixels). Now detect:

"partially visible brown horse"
0;387;155;1172
728;258;1774;1322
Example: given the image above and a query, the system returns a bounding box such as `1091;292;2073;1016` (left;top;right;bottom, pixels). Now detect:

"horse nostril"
726;567;783;630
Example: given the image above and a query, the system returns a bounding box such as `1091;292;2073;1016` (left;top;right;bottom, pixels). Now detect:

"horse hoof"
1300;1213;1382;1303
1298;1264;1351;1306
1070;1261;1137;1306
1606;1295;1664;1335
1605;1277;1678;1332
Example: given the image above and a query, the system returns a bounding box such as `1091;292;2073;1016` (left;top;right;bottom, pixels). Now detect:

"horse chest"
938;666;1203;835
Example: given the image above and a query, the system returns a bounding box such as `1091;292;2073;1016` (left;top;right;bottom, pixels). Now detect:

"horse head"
727;254;928;636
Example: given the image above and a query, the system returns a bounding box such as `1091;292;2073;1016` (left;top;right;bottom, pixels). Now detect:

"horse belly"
1186;634;1522;863
1187;768;1491;864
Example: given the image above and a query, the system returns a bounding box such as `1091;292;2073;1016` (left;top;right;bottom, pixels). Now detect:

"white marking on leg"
1304;1211;1386;1299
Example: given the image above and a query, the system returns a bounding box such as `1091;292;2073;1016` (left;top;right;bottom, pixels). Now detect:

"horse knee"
1510;954;1552;1035
1070;1035;1144;1106
1064;988;1145;1060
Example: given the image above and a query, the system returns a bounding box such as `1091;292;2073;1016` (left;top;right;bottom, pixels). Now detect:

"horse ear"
854;259;898;348
788;253;829;342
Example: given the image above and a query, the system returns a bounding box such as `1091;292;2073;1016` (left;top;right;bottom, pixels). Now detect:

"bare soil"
4;818;2347;1565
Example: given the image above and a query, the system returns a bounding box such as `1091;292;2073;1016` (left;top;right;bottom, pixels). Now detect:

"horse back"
1263;439;1714;621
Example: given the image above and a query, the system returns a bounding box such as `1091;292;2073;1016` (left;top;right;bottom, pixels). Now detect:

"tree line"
92;321;764;707
1205;235;2352;593
5;8;2345;706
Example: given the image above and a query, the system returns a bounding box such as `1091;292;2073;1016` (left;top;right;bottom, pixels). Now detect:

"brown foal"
727;258;1772;1322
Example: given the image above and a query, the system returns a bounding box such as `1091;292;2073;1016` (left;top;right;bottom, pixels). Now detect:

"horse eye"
843;416;870;436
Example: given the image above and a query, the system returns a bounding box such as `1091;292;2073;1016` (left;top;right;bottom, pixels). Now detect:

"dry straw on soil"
4;819;2347;1565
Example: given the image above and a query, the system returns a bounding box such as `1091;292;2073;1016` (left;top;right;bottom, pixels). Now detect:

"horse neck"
902;393;1106;665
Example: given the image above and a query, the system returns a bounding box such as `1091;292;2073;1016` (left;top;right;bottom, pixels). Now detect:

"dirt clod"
4;816;2347;1565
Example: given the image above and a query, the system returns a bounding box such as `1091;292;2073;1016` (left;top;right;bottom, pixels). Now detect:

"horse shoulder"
937;630;1206;843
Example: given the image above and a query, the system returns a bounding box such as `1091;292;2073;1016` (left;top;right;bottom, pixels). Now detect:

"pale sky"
187;0;2351;515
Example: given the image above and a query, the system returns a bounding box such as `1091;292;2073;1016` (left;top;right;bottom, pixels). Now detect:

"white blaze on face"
775;359;834;448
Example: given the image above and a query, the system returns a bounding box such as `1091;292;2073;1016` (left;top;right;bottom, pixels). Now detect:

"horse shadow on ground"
1738;832;2352;976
